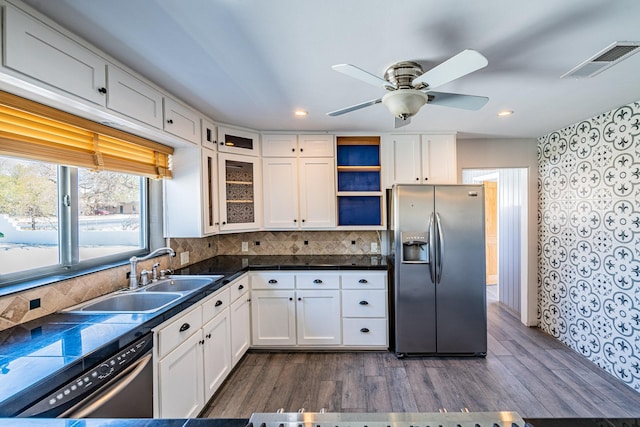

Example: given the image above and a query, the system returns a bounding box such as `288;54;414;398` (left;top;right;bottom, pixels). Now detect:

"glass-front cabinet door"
218;153;261;231
217;126;259;156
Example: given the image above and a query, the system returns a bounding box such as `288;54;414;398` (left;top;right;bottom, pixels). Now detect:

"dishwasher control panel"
17;333;153;417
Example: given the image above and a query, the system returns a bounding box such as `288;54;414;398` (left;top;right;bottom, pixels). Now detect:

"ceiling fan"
327;49;489;128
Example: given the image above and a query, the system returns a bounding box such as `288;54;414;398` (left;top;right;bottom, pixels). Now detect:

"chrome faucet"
129;247;176;290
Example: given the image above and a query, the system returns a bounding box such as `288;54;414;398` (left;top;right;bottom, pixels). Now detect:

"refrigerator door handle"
428;212;436;284
436;212;444;284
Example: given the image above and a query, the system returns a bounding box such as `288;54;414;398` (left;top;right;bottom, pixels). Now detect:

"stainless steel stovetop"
248;411;527;427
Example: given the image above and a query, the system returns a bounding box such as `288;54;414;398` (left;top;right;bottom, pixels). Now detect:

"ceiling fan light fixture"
381;89;429;119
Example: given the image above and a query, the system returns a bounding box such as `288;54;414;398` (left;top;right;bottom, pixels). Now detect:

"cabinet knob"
358;279;368;284
293;219;297;223
360;328;370;333
97;87;107;94
416;177;419;181
289;297;293;301
220;141;225;145
206;333;212;339
359;300;369;305
291;148;295;152
179;323;190;332
302;219;306;223
199;339;205;345
215;300;223;307
424;177;429;181
238;284;244;290
298;297;302;301
300;148;304;152
166;119;174;124
222;221;227;225
268;279;278;284
313;279;323;284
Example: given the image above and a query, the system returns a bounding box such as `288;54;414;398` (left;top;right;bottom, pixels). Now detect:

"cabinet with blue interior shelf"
336;136;383;227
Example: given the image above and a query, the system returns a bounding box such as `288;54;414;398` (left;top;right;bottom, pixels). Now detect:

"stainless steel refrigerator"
389;184;487;357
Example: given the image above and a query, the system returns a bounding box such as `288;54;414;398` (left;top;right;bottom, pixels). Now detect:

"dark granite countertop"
0;255;388;417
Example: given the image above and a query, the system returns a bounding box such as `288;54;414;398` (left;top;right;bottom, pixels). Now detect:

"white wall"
457;138;538;326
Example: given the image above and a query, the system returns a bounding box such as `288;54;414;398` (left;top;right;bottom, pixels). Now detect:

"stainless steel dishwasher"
17;333;153;418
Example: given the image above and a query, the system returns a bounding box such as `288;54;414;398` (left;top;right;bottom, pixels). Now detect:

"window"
0;155;147;283
0;90;172;287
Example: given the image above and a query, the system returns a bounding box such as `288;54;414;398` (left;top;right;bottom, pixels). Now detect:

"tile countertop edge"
0;255;389;417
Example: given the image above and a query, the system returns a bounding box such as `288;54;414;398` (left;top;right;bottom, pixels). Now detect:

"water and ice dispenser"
401;231;429;263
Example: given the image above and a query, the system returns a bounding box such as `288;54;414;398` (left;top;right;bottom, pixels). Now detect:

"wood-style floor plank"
202;287;640;419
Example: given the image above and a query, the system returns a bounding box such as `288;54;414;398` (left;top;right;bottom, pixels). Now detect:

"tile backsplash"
0;231;381;330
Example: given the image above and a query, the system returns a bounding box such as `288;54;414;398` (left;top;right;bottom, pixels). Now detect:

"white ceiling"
20;0;640;139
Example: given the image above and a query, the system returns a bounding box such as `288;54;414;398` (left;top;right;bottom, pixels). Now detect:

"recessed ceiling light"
294;110;308;117
497;110;514;117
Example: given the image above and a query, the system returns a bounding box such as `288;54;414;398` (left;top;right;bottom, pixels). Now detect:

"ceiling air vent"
561;41;640;78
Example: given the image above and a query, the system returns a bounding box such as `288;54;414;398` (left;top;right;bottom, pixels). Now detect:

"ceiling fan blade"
412;49;488;89
427;91;489;110
326;98;382;116
332;64;396;90
395;116;411;128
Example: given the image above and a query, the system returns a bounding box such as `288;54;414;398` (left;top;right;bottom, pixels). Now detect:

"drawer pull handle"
268;279;278;284
238;284;244;290
313;279;323;284
360;328;370;333
359;300;369;305
179;323;190;332
359;279;368;284
215;300;223;307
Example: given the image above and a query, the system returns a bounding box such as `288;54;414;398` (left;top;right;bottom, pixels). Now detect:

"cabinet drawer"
342;318;388;347
229;275;250;301
342;290;387;318
157;307;203;358
341;272;386;289
202;288;230;323
295;272;340;289
251;273;294;289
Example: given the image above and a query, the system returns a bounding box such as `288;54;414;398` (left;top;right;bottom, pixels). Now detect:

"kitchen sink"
140;275;222;293
66;291;183;313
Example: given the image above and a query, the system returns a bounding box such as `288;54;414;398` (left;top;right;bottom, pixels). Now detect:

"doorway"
462;168;527;315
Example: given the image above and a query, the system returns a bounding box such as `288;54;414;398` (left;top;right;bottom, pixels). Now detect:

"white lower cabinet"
154;274;249;418
250;270;387;349
296;289;341;345
229;276;251;365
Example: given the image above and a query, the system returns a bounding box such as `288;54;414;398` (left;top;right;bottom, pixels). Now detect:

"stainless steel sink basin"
67;291;183;313
140;275;222;293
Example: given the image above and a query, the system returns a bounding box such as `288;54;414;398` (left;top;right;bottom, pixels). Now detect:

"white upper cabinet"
262;134;298;157
297;134;335;157
3;4;107;106
164;147;218;237
217;126;260;156
262;134;335;229
386;133;457;185
106;65;163;128
421;134;457;184
218;152;262;232
201;118;218;151
163;97;201;144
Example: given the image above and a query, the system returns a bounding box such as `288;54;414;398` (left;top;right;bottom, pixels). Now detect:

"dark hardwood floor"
203;286;640;419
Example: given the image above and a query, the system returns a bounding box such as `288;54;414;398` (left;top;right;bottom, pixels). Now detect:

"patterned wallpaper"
538;99;640;392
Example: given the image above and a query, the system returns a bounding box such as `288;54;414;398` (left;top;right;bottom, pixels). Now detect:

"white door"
230;295;251;365
202;310;231;400
262;157;299;229
251;290;296;346
299;158;336;228
296;290;341;345
262;134;297;157
157;331;204;418
390;135;423;184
